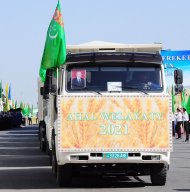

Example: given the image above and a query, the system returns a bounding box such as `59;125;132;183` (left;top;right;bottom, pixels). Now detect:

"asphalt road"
0;125;190;192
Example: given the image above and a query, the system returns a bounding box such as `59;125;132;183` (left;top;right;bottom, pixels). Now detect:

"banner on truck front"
58;96;172;152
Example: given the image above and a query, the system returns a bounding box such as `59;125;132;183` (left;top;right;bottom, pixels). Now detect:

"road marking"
0;166;51;170
0;155;48;158
0;147;39;149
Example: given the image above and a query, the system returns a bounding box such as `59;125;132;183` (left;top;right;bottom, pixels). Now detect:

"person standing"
182;108;189;142
28;113;32;125
36;112;38;124
172;112;176;137
175;108;183;139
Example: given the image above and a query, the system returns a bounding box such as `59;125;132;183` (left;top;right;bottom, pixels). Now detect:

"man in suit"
72;71;85;89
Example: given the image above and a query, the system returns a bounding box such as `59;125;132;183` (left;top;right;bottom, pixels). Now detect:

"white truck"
38;41;179;187
38;78;45;151
38;74;56;160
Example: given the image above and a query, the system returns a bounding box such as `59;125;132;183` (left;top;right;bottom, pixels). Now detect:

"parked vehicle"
38;42;181;187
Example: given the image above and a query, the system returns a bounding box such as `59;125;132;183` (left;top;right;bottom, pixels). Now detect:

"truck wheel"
150;164;167;186
51;128;56;173
45;140;52;165
51;143;57;174
39;124;46;152
48;149;52;165
52;150;57;175
38;123;41;140
57;164;72;187
46;141;49;154
39;138;46;152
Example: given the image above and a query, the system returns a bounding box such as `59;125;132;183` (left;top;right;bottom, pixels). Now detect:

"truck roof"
66;52;162;65
66;41;163;54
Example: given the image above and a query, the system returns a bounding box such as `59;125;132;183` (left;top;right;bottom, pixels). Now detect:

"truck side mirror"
43;69;54;98
174;69;183;84
174;69;183;94
40;87;44;96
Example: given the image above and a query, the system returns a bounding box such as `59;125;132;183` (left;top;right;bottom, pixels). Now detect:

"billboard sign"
161;50;190;88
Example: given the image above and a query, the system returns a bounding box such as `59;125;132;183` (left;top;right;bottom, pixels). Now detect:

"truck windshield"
66;63;163;92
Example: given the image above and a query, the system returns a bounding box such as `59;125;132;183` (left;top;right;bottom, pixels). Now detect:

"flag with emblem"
39;0;66;82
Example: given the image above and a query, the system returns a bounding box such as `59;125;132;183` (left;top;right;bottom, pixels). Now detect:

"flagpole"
57;68;58;92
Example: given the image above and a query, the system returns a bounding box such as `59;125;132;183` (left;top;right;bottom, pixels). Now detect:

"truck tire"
38;123;41;140
39;137;46;152
39;123;46;152
150;164;167;186
48;148;52;166
57;164;72;187
45;140;52;165
52;150;57;175
51;129;57;175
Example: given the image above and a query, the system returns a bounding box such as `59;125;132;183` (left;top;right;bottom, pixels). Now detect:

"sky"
1;0;190;107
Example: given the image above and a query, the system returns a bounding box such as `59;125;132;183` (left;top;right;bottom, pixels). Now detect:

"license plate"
104;153;128;159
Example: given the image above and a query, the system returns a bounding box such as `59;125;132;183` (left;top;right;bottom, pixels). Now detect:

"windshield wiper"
79;86;102;95
73;85;148;95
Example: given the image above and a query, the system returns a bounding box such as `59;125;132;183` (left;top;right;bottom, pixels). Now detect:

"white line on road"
0;147;39;149
0;155;48;158
0;166;51;170
0;134;38;136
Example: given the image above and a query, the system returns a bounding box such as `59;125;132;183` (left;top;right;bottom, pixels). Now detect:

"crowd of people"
173;107;190;141
0;108;38;130
0;108;23;130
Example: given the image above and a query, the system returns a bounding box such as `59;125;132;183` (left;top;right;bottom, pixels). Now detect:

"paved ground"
0;125;190;192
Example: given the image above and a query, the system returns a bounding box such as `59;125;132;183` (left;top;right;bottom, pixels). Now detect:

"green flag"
22;104;30;117
22;107;27;116
186;96;190;114
171;85;175;113
181;89;186;108
39;68;47;83
26;104;31;117
31;105;34;115
39;0;66;82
